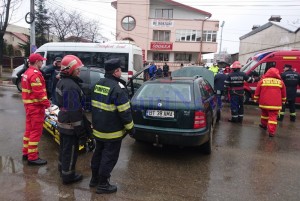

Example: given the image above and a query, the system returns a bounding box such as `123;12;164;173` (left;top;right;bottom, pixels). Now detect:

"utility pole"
219;21;225;54
30;0;36;53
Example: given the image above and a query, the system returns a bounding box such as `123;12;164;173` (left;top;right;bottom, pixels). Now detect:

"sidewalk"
0;71;13;85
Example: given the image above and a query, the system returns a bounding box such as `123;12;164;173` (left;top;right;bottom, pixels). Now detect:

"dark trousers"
230;94;244;121
91;140;122;180
280;100;296;117
59;133;79;180
163;71;168;77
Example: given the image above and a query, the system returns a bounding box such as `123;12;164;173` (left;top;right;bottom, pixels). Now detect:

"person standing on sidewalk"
254;68;286;137
22;53;50;165
90;58;135;194
278;64;300;122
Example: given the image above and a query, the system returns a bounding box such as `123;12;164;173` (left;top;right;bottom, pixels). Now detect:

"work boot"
277;115;284;122
28;158;47;166
259;124;267;130
96;177;117;194
62;173;83;185
269;133;275;138
89;170;99;187
237;117;243;123
22;155;28;161
228;118;238;123
290;116;296;122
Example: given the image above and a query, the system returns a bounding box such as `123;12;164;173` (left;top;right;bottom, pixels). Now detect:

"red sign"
150;42;173;50
142;49;145;62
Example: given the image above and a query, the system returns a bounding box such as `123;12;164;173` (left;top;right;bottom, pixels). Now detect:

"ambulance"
241;50;300;103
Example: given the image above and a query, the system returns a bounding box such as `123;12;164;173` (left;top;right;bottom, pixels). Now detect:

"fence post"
10;56;13;72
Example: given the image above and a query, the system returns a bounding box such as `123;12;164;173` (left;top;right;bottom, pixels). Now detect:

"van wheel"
16;78;22;92
202;124;213;155
243;91;250;104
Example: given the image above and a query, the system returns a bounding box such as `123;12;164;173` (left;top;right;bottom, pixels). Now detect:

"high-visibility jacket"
21;66;50;108
254;68;286;110
209;65;219;76
91;74;134;141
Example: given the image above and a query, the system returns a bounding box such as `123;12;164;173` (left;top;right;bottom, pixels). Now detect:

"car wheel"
202;124;213;155
216;110;221;123
243;91;251;104
16;78;22;92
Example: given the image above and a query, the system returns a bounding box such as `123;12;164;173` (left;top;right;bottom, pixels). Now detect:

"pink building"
111;0;219;69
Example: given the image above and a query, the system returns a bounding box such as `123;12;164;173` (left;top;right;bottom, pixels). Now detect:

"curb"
0;80;14;86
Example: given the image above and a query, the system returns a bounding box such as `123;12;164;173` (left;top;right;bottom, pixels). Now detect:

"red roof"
11;32;28;43
112;0;212;17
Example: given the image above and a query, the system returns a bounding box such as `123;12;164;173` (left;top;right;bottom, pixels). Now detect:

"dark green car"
130;73;218;154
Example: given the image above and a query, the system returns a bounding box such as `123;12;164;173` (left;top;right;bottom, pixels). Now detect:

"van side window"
254;62;276;76
46;51;64;65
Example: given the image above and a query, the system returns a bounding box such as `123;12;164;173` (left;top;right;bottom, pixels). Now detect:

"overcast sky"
11;0;300;58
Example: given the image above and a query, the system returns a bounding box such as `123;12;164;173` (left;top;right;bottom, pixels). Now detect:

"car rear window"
136;83;192;102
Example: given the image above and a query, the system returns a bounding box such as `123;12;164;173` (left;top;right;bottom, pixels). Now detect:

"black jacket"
224;70;254;95
91;74;134;141
214;72;228;91
281;69;300;100
56;74;85;135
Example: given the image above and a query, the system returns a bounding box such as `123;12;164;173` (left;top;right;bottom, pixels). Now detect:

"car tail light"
128;71;133;78
194;111;206;129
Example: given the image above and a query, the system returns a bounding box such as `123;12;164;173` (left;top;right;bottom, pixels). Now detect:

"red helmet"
61;55;83;75
231;61;241;69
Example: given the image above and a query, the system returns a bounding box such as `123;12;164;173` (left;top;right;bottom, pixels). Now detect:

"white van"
36;41;143;80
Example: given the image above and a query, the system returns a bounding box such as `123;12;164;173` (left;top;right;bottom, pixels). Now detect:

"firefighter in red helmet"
22;53;50;165
56;55;86;184
224;61;257;123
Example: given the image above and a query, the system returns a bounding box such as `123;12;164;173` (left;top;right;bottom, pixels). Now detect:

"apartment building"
112;0;219;69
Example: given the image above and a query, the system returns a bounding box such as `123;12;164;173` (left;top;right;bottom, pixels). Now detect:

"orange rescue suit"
22;66;50;160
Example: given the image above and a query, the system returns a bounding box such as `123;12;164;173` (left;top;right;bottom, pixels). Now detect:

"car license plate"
146;110;174;118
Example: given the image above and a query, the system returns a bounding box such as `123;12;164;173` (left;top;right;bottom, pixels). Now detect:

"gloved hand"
127;128;135;137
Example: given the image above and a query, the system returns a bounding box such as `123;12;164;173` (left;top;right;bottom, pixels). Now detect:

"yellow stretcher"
43;105;95;152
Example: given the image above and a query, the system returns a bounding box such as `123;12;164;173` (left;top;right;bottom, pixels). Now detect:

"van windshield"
241;60;258;73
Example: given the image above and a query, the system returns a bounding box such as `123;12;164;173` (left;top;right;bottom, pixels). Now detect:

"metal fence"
2;56;25;71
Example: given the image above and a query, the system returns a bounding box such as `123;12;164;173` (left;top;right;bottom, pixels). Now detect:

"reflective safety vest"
91;74;134;141
254;68;286;110
21;66;50;108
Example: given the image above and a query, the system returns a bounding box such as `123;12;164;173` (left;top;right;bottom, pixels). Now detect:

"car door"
199;79;216;124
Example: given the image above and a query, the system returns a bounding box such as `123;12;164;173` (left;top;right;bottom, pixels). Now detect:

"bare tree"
48;6;102;42
48;8;73;41
0;0;21;75
84;20;102;42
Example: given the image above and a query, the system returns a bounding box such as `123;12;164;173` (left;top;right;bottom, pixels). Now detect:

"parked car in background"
130;67;218;154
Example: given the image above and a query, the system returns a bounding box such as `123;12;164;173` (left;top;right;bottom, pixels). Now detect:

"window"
136;83;192;102
203;31;217;42
155;9;173;19
121;16;136;31
45;51;63;65
153;30;170;41
175;53;192;62
175;30;202;42
153;53;169;61
133;54;143;71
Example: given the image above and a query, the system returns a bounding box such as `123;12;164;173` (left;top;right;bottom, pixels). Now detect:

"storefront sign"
151;19;174;27
150;42;173;50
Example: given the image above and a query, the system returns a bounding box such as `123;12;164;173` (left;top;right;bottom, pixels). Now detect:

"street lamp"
219;21;225;54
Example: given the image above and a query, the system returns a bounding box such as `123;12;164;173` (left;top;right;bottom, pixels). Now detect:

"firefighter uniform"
90;58;134;194
254;68;286;137
224;61;255;123
278;65;300;122
22;54;50;165
56;55;85;184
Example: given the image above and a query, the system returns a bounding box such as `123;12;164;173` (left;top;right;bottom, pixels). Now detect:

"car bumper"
132;125;209;146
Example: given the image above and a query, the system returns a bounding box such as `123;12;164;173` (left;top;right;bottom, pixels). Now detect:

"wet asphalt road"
0;85;300;201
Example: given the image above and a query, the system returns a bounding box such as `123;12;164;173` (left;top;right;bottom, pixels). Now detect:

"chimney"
252;25;260;30
269;15;282;22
